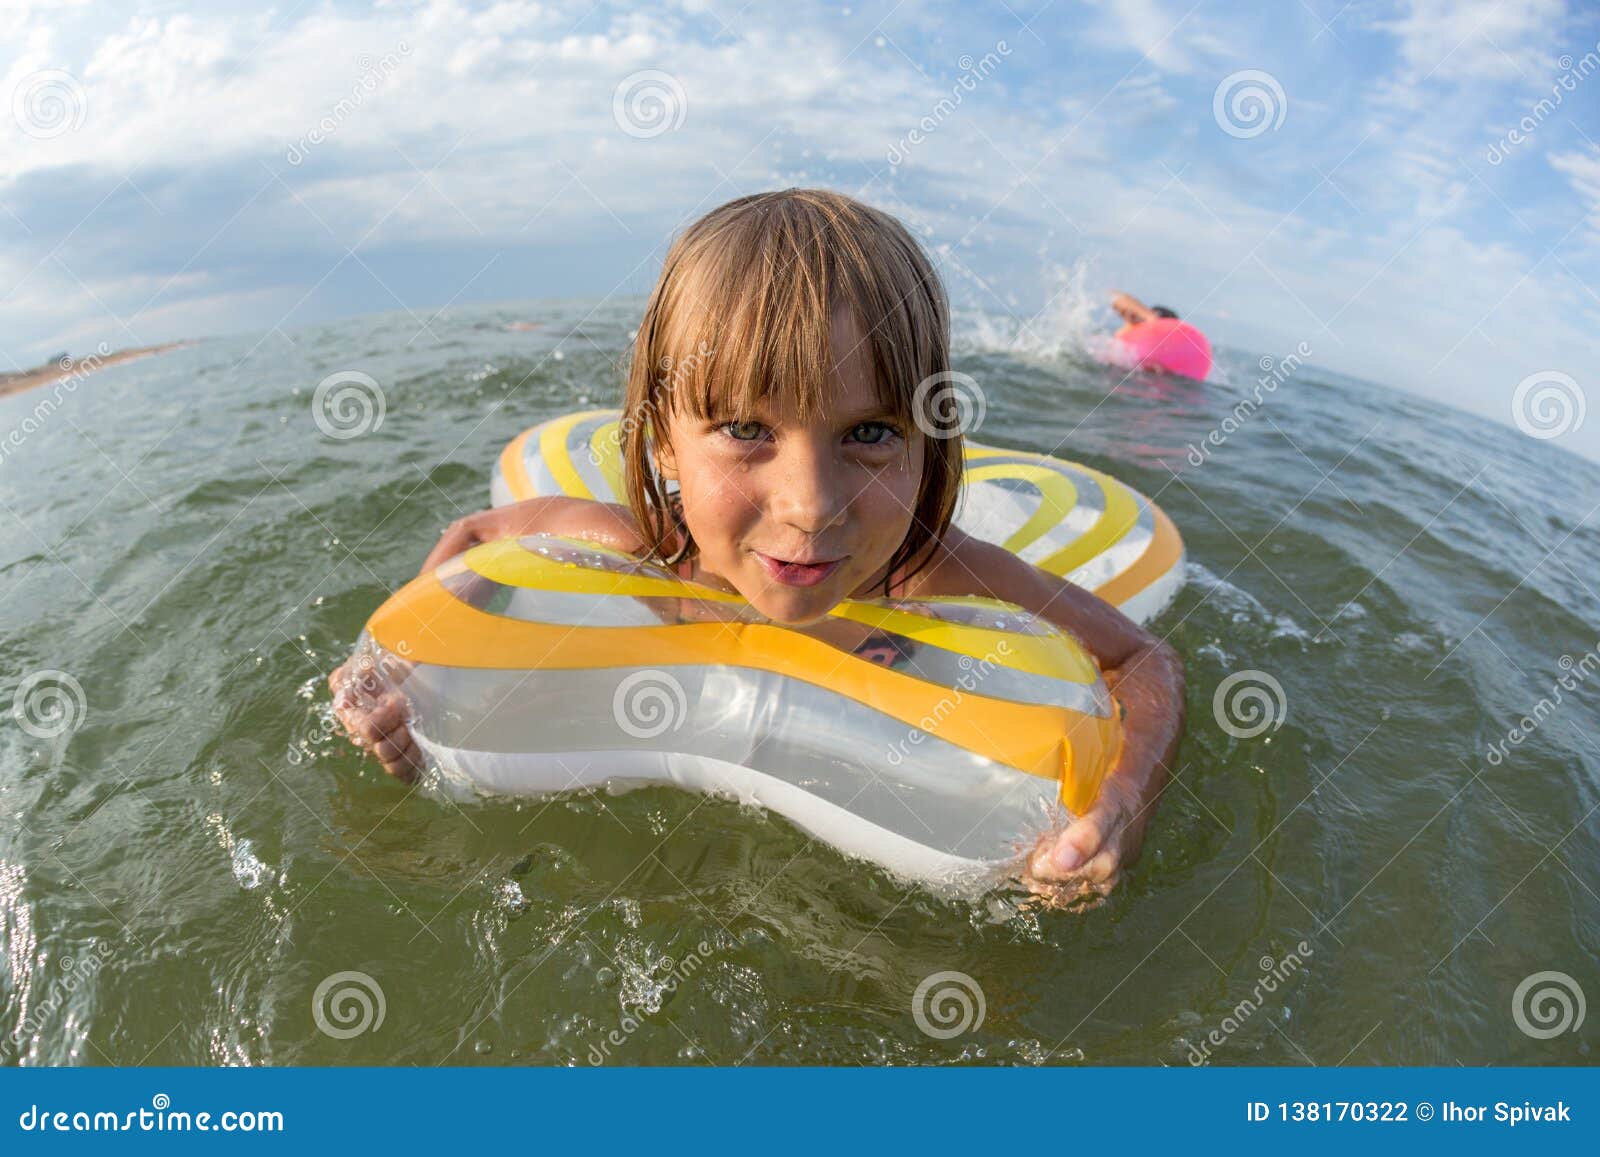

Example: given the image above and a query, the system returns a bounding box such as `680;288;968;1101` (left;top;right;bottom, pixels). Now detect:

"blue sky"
2;0;1597;457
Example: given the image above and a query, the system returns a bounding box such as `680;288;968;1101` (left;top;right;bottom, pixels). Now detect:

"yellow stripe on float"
464;538;744;603
964;461;1078;557
588;418;626;499
827;599;1100;685
537;411;598;500
1035;470;1140;578
462;539;1100;682
963;443;1023;461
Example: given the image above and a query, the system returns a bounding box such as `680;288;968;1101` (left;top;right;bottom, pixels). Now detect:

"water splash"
205;813;271;891
952;258;1119;363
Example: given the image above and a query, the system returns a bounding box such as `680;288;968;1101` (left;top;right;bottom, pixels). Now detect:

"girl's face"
655;307;927;626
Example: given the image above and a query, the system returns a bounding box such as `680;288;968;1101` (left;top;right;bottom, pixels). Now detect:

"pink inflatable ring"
1116;318;1212;381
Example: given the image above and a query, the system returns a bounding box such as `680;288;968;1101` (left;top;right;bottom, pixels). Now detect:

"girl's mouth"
753;550;845;588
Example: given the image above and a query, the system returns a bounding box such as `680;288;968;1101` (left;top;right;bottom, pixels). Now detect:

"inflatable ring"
1115;318;1212;381
353;410;1185;883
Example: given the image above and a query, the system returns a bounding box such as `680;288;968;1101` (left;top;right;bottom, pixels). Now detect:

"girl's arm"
933;534;1186;896
330;496;646;780
419;496;640;571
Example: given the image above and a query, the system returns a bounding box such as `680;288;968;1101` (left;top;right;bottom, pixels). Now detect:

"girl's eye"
849;421;899;446
720;420;767;442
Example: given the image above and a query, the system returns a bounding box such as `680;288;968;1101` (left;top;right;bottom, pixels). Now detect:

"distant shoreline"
0;341;191;401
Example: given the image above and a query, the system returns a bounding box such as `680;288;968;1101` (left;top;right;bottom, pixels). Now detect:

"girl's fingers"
344;691;403;733
364;697;407;733
1076;846;1122;887
328;664;421;782
1047;806;1118;875
396;736;423;772
334;692;409;751
354;715;390;747
333;702;367;745
1023;798;1130;885
1019;871;1112;911
382;745;421;783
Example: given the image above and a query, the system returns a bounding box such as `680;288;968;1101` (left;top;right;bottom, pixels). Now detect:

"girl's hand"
1021;666;1179;903
325;500;564;781
328;657;422;782
1023;772;1153;902
325;505;537;780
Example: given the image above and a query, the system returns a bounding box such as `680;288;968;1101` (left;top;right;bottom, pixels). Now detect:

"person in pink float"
1110;291;1213;381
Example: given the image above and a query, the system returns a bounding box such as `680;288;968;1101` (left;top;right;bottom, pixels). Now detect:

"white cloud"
1550;145;1600;241
1369;0;1568;82
1079;0;1224;77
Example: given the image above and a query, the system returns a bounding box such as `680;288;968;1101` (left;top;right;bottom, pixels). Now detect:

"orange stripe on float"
496;426;538;501
1093;502;1184;609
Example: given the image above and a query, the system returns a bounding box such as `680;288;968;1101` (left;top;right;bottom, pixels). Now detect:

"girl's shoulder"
537;496;650;556
536;496;689;575
896;525;1049;606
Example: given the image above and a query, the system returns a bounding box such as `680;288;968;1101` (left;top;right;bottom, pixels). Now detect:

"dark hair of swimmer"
1150;305;1179;319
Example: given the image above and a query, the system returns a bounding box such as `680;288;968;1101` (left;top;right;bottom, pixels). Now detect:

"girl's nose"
772;436;847;533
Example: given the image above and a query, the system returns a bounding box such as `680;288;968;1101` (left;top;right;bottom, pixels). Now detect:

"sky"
1;0;1597;459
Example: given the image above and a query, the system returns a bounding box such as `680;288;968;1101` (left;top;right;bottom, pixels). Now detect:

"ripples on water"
1;297;1596;1066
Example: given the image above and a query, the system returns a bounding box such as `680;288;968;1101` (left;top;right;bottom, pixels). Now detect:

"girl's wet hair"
620;188;961;597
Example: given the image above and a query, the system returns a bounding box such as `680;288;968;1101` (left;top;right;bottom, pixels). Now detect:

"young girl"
332;189;1185;899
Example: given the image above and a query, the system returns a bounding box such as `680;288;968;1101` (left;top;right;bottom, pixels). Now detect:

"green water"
2;300;1596;1065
